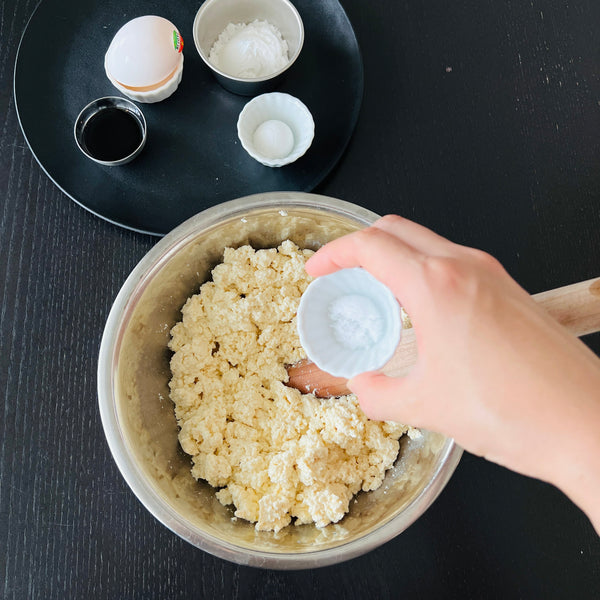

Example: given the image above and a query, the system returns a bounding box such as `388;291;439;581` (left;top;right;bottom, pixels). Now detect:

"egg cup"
105;54;184;104
104;15;185;104
237;92;314;167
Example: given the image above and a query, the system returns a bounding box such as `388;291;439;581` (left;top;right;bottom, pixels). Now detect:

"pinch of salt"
328;294;383;349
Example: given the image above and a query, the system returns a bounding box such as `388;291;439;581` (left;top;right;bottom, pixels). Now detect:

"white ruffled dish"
105;54;184;104
297;268;402;379
237;92;314;167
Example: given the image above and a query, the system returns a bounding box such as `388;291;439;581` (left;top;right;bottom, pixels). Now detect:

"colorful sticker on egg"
173;29;184;53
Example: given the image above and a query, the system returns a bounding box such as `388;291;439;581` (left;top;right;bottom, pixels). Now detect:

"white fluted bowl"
237;92;315;167
297;268;402;378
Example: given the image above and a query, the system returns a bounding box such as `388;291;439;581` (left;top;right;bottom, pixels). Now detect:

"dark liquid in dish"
82;107;143;162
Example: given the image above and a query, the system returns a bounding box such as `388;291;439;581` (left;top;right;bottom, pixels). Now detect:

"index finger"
305;224;422;299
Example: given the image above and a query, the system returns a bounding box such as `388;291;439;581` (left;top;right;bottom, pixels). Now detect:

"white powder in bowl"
208;19;289;78
253;119;295;159
328;295;383;349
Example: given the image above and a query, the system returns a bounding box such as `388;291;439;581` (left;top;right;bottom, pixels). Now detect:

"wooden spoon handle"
378;327;417;379
383;277;600;379
532;277;600;337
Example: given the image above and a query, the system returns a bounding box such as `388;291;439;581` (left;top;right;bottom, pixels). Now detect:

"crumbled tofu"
168;241;418;532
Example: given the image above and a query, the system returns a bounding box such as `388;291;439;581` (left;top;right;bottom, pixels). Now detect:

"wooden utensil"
286;277;600;398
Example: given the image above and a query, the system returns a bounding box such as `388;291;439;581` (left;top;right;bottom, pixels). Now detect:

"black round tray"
14;0;363;235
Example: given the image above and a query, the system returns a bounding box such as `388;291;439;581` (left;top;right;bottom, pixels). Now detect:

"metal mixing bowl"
97;192;462;569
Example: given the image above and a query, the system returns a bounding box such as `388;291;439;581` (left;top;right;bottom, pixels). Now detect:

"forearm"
499;337;600;534
552;384;600;535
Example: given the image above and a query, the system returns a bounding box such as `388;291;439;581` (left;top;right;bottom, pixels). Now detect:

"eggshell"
105;15;183;89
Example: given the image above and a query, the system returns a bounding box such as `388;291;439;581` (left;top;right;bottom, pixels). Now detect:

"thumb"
348;371;421;424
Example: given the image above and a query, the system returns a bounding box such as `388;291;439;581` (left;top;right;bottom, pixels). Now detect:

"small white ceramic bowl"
105;55;184;104
237;92;314;167
297;268;402;378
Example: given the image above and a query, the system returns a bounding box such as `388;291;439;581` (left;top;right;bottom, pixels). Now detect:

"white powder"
328;295;383;349
253;119;294;159
209;20;289;79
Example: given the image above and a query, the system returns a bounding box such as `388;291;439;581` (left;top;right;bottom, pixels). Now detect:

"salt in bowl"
297;268;402;379
237;92;314;167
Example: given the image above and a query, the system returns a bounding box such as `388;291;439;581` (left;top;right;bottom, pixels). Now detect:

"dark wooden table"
2;0;599;598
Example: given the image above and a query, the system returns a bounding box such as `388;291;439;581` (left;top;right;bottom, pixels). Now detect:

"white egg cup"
105;54;184;104
237;92;314;167
297;268;402;379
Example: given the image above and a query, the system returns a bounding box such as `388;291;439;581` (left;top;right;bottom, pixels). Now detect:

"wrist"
551;390;600;534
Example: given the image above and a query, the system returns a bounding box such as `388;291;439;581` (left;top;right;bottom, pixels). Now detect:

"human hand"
305;215;600;532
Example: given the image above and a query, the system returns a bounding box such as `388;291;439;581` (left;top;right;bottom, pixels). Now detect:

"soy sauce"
82;107;143;162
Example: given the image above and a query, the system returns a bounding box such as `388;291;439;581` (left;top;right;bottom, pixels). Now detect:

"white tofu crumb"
169;241;418;532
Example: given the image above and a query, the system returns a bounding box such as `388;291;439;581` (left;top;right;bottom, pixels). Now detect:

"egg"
105;15;184;102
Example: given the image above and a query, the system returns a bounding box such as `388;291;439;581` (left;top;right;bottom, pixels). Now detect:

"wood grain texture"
1;0;599;599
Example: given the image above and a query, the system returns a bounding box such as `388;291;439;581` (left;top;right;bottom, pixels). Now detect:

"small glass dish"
237;92;314;167
297;267;402;378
